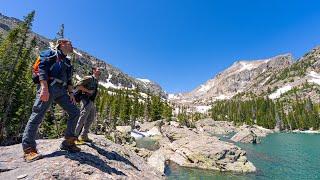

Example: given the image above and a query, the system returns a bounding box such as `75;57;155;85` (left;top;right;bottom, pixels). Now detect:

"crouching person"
22;39;81;162
74;67;100;144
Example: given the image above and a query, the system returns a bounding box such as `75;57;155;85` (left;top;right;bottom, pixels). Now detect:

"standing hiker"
22;39;81;162
74;67;100;144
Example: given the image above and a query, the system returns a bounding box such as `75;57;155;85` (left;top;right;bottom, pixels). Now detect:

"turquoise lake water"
166;133;320;180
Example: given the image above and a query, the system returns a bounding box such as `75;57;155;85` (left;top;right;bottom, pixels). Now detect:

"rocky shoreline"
129;118;274;174
0;119;275;179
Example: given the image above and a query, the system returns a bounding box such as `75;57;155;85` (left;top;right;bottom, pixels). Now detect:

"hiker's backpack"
31;51;58;84
73;76;98;103
31;56;42;84
73;90;84;103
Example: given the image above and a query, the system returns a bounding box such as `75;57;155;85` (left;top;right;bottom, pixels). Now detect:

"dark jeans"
22;84;80;150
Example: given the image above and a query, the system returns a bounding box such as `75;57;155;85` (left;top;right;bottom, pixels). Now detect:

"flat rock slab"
0;134;163;180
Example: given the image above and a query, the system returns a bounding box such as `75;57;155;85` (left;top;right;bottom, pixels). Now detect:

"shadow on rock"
43;150;126;176
87;143;140;171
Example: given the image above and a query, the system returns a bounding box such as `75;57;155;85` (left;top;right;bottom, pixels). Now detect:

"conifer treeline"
211;97;320;130
0;11;37;144
94;87;173;133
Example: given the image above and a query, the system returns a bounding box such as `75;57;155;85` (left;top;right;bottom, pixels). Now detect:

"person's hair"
90;66;99;75
55;39;71;49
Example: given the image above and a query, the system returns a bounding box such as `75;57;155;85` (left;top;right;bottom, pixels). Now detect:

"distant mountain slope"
0;13;166;97
170;54;293;105
253;46;320;103
170;47;320;113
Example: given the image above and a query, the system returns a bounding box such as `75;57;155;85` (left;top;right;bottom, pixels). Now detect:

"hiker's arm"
38;57;49;81
66;61;73;87
77;85;94;94
39;80;49;102
39;57;50;101
40;80;48;89
68;85;76;104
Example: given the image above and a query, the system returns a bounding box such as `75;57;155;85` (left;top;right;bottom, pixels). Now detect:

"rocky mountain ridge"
170;47;320;112
170;54;293;105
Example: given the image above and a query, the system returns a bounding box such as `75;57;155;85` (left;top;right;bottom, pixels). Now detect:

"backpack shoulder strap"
39;49;59;71
40;49;58;60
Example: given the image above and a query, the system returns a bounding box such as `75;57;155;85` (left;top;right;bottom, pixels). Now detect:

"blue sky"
1;0;320;93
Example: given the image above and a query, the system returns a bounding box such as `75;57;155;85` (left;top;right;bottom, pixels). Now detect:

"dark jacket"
76;75;99;101
38;49;73;86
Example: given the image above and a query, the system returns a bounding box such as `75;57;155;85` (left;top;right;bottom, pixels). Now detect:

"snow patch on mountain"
197;84;212;93
168;93;181;100
239;62;256;71
260;76;271;86
232;59;270;73
99;81;121;89
307;71;320;85
195;105;211;113
268;85;292;99
137;78;151;83
215;94;232;100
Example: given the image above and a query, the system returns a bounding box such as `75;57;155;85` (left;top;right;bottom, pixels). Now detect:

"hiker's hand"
69;93;76;105
40;87;49;102
87;90;94;95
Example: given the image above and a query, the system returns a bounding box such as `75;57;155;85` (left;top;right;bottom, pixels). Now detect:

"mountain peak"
170;53;294;109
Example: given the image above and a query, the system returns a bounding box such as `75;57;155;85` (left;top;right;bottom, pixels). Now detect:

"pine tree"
56;24;64;39
131;89;140;128
177;106;190;127
119;90;131;125
162;101;172;121
110;90;121;128
0;11;37;142
151;95;163;121
144;94;151;122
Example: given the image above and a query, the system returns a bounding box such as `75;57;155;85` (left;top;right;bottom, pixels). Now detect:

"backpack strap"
49;77;67;87
46;50;59;71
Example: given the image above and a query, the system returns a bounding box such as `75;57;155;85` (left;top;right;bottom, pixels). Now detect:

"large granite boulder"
195;118;237;135
148;125;256;173
139;120;164;132
251;125;274;137
108;130;135;145
231;128;259;144
231;125;274;144
116;126;132;134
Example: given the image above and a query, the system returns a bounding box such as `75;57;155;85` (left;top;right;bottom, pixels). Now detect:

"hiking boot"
79;135;93;143
60;136;81;152
75;139;86;145
23;147;42;162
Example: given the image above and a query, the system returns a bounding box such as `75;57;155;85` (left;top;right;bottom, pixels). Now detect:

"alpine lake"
165;132;320;180
135;132;320;179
